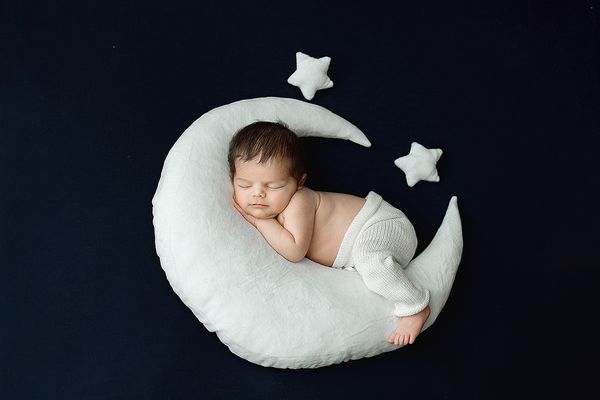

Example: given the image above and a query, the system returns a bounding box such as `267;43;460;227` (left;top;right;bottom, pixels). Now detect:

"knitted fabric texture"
332;191;430;317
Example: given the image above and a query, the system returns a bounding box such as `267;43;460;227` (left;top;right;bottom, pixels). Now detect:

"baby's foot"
387;306;431;346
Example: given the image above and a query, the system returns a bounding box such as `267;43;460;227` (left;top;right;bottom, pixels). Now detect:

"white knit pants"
332;191;430;317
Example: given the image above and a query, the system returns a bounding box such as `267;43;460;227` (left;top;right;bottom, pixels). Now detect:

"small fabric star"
287;51;334;101
394;142;443;187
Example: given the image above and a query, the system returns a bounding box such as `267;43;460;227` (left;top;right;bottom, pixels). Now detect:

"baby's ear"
298;173;307;188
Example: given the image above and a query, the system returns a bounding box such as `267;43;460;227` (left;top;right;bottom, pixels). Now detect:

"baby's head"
228;121;307;219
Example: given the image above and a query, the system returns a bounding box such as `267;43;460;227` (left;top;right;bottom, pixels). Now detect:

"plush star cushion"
152;97;463;369
394;142;443;187
287;51;334;100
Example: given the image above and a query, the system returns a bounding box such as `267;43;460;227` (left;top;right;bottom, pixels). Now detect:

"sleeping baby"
229;121;430;346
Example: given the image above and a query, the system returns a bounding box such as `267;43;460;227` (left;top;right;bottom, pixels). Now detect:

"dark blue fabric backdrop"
2;1;598;398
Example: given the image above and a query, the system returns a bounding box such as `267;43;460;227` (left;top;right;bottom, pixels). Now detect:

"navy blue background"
2;1;598;398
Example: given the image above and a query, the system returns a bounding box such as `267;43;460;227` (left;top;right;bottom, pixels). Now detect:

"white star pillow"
394;142;443;187
287;51;334;101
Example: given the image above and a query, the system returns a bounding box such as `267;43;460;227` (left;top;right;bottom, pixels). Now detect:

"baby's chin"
246;208;277;219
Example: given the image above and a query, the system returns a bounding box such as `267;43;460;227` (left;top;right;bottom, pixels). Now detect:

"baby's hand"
232;196;258;228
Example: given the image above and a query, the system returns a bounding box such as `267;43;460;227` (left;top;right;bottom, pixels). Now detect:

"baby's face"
233;156;303;220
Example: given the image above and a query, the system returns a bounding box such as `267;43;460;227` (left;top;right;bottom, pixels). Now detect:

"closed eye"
236;184;285;189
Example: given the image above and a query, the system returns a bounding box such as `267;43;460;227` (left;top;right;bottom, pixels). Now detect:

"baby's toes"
394;333;402;346
398;335;406;346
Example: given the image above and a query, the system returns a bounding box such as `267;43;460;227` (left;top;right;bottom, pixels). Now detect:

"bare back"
277;187;366;267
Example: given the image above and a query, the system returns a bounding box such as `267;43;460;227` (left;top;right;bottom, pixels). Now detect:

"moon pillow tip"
358;137;372;147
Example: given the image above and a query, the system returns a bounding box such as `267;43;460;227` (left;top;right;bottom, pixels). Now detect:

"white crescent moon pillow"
152;97;463;369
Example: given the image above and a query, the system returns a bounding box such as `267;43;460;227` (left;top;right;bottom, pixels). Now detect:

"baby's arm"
256;190;316;262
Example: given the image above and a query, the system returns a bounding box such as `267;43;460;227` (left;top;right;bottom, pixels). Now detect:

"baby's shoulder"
288;187;319;210
280;187;319;219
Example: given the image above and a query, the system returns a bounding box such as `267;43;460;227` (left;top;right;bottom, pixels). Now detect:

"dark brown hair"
228;121;306;182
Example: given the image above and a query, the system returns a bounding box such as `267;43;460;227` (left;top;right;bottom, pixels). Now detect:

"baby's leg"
355;253;430;345
352;218;430;345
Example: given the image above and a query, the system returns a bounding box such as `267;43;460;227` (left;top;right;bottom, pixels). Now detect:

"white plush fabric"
394;142;443;187
287;51;334;100
332;191;430;318
152;97;463;369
